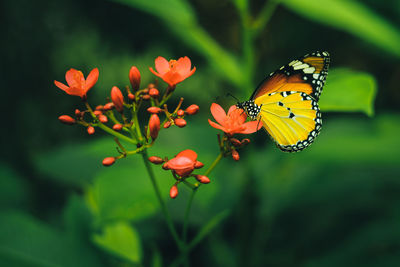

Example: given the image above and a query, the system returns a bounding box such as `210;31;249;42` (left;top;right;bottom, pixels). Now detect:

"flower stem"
141;150;182;250
84;101;137;145
182;187;197;243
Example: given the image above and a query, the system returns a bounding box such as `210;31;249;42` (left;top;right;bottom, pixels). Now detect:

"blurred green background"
2;0;400;266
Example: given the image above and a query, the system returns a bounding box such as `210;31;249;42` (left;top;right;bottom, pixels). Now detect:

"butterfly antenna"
226;93;240;103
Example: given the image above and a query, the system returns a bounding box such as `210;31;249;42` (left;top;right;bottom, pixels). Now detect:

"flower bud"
75;109;82;117
194;174;210;184
87;126;95;135
98;114;108;123
162;162;170;170
102;157;115;166
169;185;178;199
142;94;151;100
163;121;171;128
103;102;114;111
94;110;102;116
148;83;155;89
128;93;135;101
194;161;204;169
142;89;149;94
111;86;124;113
147;107;162;114
185;104;199;115
230;138;242;147
149;88;159;98
232;150;239;161
129;66;141;91
149;114;160;140
58;115;75;125
113;124;123;131
148;156;164;164
177;109;184;116
95;105;104;111
241;138;250;145
174;118;186;128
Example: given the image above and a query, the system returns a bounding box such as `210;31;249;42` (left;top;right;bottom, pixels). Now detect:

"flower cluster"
55;56;198;170
149;149;210;198
208;103;261;160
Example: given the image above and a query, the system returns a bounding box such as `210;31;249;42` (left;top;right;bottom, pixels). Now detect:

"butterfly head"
236;100;261;121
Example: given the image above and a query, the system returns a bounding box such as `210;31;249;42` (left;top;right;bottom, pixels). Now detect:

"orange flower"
149;56;196;87
208;103;262;136
54;68;99;99
163;149;203;177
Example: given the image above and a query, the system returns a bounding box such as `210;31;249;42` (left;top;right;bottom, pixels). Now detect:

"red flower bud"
148;83;155;89
149;114;160;140
185;104;199;115
142;89;149;94
162;162;170;170
164;121;171;128
128;93;135;101
241;138;250;145
95;105;104;111
102;157;115;166
232;150;240;161
75;109;82;117
194;161;204;169
103;102;114;111
94;110;102;116
148;156;164;164
174;118;186;128
149;88;159;98
194;174;210;184
230;138;242;147
87;126;95;135
142;94;151;100
98;114;108;123
111;86;124;113
147;107;162;114
177;109;184;116
169;185;178;199
113;124;123;131
58;115;75;125
129;66;141;91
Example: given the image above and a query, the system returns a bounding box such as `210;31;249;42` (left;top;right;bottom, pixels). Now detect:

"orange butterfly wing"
251;51;330;101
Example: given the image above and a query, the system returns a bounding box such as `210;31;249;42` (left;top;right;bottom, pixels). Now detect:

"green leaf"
0;211;104;267
320;68;377;116
283;0;400;57
93;221;142;263
86;155;170;223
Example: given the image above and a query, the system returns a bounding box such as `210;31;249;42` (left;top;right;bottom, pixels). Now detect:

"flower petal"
85;68;99;91
176;149;197;161
54;80;69;91
229;107;247;124
208;119;227;132
64;86;86;97
149;67;162;78
175;56;191;76
154;56;170;75
65;68;84;89
160;71;180;86
210;103;227;126
237;121;262;134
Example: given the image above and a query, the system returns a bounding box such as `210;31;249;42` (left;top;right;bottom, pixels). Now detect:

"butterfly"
237;51;330;152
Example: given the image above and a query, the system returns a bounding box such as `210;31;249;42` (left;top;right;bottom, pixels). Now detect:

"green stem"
84;102;137;145
141;150;182;249
178;151;224;264
182;188;197;243
204;152;223;176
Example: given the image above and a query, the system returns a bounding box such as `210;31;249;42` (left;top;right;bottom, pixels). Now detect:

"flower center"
169;60;177;70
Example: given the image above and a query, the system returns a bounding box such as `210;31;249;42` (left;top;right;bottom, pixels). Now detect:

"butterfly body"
238;51;330;152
